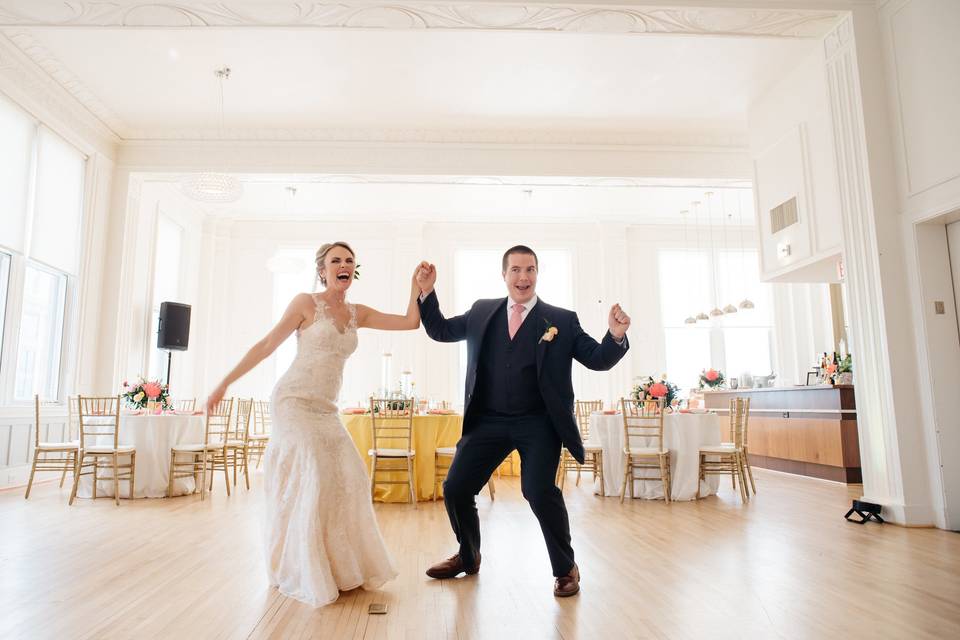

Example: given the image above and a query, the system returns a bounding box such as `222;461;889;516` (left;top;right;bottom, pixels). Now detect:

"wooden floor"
1;469;958;640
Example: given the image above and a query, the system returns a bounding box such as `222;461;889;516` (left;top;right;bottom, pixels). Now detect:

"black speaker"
158;302;191;351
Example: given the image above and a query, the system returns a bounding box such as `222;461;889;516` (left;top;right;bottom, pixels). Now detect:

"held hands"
416;261;437;295
608;303;631;340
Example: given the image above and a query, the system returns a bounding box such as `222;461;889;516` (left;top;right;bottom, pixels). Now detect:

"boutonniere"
539;319;559;344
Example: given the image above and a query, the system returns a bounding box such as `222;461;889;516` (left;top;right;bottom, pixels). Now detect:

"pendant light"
705;192;724;317
720;190;738;314
737;189;755;310
681;209;697;325
692;200;710;322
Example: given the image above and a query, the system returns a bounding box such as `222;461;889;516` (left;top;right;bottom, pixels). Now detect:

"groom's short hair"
502;245;538;272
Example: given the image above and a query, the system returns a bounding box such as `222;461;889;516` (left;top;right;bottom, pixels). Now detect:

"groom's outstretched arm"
570;313;629;371
418;290;468;343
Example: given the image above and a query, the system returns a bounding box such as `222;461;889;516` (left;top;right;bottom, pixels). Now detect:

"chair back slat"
727;397;750;448
574;400;603;440
369;397;414;451
253;400;272;435
77;395;122;450
205;398;234;445
177;398;196;412
234;398;253;441
620;397;665;451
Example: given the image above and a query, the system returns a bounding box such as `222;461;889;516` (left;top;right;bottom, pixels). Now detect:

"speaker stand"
166;350;172;388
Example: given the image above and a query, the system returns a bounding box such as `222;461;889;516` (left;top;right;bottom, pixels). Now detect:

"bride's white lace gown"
264;295;397;607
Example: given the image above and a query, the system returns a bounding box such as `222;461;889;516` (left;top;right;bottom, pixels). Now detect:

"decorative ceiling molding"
3;29;129;137
0;32;119;153
121;126;749;147
0;2;842;38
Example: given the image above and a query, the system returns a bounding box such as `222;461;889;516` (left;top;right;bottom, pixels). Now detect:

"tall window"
453;248;573;406
0;94;85;404
658;248;773;393
148;215;184;382
270;249;317;383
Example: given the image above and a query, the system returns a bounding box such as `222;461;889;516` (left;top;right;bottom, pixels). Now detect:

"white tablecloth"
588;412;721;501
78;414;206;499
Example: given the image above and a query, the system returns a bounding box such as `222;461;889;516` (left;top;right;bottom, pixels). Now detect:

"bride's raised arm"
205;293;312;411
355;262;426;331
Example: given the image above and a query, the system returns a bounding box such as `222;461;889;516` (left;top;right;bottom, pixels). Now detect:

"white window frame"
0;96;87;407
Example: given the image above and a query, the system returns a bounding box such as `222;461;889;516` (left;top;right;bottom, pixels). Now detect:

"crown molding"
0;32;119;154
0;2;842;37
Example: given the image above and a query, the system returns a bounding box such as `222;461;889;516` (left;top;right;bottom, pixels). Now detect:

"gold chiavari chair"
24;395;80;499
177;398;197;412
249;400;272;469
434;448;495;501
228;398;254;490
168;398;234;499
697;397;750;503
557;400;605;494
369;398;416;505
207;398;235;495
69;396;136;506
619;397;671;503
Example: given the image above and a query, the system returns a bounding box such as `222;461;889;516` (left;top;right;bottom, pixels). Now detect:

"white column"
823;14;934;524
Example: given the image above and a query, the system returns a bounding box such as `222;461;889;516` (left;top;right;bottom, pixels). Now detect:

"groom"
416;245;630;597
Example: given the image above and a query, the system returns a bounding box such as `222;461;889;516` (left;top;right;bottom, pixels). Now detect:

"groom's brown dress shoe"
426;553;481;579
553;564;580;597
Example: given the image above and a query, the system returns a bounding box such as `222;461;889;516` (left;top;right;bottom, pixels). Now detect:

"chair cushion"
38;441;80;450
624;447;667;456
171;443;219;452
583;444;603;453
368;448;415;457
84;445;136;454
248;434;270;440
700;445;738;454
225;439;246;447
435;447;457;456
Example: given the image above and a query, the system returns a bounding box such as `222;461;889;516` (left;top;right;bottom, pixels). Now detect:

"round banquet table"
77;413;206;499
340;413;521;502
588;411;722;500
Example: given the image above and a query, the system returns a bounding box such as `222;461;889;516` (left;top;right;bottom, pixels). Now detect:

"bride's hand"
205;383;227;414
416;262;437;294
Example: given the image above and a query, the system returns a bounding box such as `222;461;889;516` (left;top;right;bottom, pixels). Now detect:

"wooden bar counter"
703;385;861;483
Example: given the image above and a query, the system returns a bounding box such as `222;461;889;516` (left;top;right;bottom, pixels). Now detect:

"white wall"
748;45;844;281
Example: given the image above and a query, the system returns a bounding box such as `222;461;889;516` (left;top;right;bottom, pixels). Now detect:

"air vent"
770;196;798;234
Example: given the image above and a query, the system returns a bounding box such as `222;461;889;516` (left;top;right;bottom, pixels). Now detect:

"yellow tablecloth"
341;414;520;502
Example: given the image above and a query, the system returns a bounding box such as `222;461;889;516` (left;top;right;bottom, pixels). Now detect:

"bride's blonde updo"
315;241;356;286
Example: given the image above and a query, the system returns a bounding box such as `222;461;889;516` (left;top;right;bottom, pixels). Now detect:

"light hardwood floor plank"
1;469;958;639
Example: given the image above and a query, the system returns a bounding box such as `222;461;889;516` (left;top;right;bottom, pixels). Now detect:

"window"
270;249;317;383
0;93;86;404
148;215;184;382
14;264;67;401
453;248;573;406
658;248;774;394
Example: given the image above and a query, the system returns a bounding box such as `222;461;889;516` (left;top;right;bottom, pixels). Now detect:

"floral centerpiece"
632;374;680;410
698;368;726;389
122;378;171;410
836;354;853;385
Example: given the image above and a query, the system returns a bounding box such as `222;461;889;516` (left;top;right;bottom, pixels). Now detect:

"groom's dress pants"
443;413;574;577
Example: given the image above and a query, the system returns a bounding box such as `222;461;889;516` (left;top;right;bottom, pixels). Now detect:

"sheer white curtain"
148;215;185;382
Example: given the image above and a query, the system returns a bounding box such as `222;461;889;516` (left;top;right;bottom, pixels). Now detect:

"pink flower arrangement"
698;368;726;389
705;369;719;382
143;382;162;399
648;382;668;398
122;378;171;410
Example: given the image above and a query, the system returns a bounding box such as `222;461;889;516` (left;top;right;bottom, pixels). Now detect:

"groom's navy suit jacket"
418;291;628;464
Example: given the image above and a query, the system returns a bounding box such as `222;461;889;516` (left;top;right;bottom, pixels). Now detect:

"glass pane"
663;327;711;393
658;249;711;326
724;328;773;379
270;249;317;384
0;97;34;253
30;127;85;274
14;263;67;401
148;216;185;381
0;252;9;370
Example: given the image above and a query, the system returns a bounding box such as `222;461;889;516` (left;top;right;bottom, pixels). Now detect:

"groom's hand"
608;303;630;340
416;262;437;296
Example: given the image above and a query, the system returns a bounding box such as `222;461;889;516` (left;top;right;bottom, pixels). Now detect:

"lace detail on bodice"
272;295;358;413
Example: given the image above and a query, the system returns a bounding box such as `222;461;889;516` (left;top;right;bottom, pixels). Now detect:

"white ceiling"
6;27;818;139
153;175;755;225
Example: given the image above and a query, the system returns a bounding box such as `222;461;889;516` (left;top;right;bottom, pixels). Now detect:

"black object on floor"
844;499;884;524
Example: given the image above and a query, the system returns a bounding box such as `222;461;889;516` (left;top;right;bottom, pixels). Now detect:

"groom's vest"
474;303;547;417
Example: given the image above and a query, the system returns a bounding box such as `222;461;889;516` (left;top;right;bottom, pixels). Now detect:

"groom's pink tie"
508;303;525;339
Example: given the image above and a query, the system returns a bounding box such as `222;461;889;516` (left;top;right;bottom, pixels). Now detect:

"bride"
206;241;423;607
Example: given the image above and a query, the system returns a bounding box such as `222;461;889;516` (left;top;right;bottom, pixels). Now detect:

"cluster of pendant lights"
681;190;754;326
